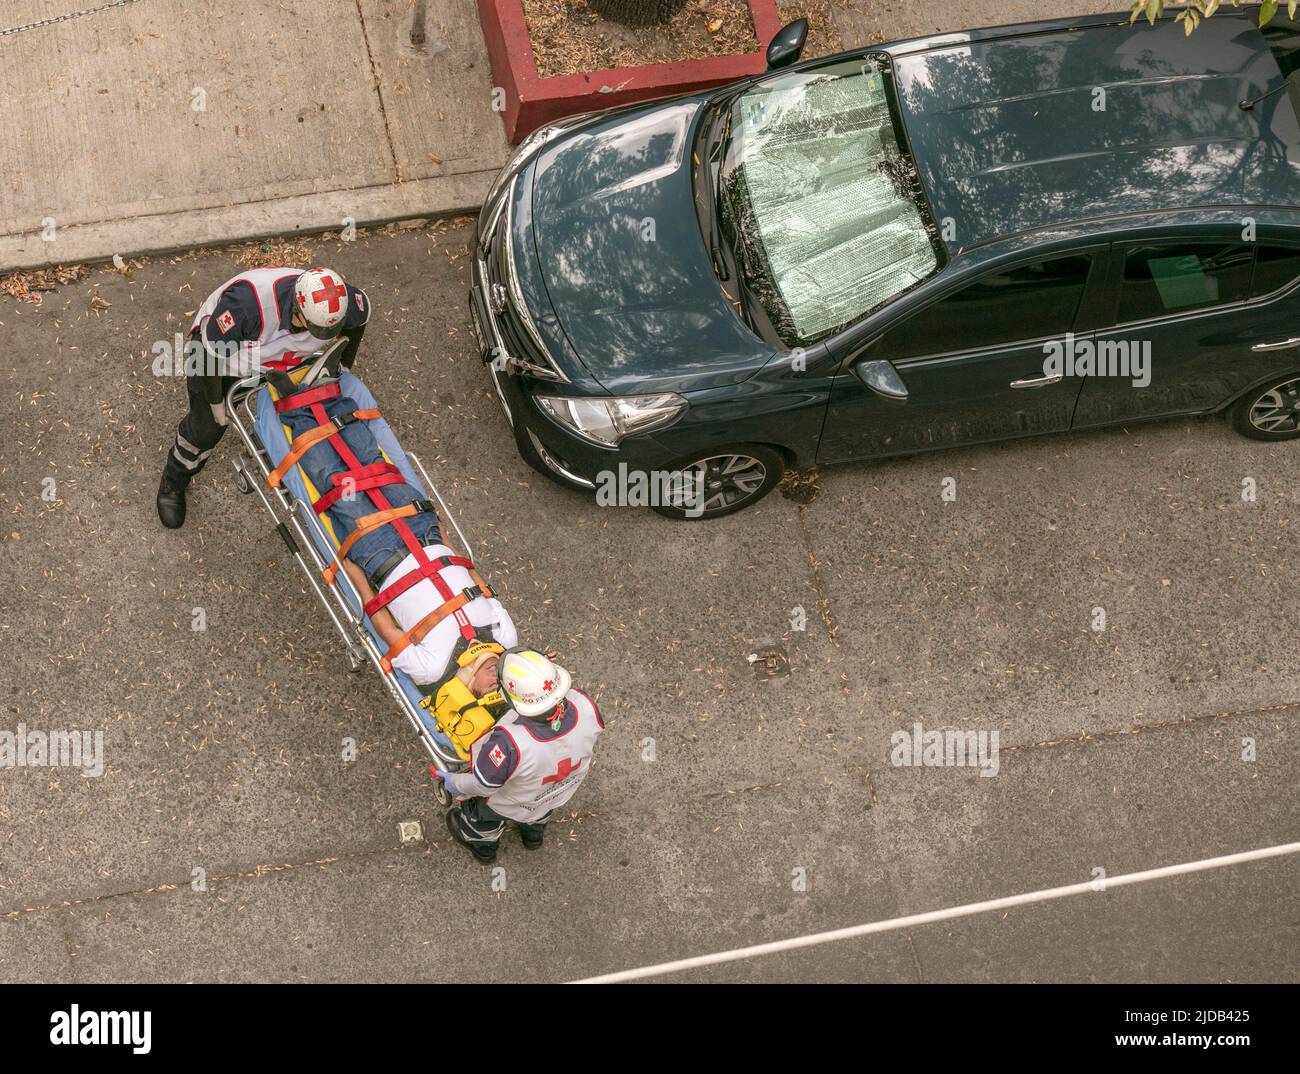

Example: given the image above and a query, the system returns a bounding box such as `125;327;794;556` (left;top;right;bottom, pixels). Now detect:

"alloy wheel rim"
671;453;767;513
1248;377;1300;433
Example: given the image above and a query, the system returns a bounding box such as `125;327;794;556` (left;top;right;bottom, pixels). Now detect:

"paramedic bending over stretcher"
278;386;517;687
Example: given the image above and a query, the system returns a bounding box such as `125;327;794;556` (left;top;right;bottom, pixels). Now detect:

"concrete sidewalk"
0;0;1134;274
0;0;509;272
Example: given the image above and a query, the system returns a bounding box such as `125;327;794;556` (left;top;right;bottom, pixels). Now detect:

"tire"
1229;373;1300;440
651;444;785;520
233;455;254;495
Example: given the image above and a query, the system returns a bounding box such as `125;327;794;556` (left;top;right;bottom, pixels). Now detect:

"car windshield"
715;55;944;347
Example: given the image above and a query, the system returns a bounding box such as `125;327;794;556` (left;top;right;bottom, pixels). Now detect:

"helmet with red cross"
498;648;572;718
293;267;350;339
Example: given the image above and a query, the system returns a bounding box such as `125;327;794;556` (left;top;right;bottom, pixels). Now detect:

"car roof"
888;10;1300;254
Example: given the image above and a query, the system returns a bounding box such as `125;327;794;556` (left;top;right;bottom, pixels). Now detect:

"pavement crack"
796;503;838;646
1;851;370;920
998;699;1300;754
354;0;402;183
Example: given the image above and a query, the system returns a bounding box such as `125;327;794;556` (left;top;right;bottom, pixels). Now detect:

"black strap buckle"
331;412;360;432
462;585;484;603
411;498;436;515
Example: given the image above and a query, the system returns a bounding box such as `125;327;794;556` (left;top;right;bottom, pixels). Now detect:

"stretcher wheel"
233;460;254;496
433;782;452;808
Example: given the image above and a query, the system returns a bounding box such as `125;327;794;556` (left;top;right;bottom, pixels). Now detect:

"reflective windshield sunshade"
720;56;941;345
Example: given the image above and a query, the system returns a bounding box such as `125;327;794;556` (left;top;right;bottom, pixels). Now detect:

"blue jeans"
280;391;441;583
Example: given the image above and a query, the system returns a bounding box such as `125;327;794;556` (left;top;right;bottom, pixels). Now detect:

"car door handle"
1009;373;1064;389
1251;336;1300;351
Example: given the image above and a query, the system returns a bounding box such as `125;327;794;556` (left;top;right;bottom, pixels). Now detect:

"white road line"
571;840;1300;984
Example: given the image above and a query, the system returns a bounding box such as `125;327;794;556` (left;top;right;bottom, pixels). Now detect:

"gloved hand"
431;768;463;801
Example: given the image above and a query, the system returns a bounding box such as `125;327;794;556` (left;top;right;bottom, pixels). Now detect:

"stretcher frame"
224;363;470;791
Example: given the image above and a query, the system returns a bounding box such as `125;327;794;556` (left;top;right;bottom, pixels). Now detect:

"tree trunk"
587;0;690;27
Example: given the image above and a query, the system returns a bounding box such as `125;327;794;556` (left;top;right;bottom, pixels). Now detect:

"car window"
865;254;1092;362
1251;245;1300;297
716;55;944;349
1117;244;1253;323
1263;15;1300;76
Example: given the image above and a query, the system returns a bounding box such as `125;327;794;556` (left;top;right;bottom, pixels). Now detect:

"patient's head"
469;653;500;697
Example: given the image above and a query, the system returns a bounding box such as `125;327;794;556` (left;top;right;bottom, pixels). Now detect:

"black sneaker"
445;809;496;864
518;825;544;851
156;474;188;529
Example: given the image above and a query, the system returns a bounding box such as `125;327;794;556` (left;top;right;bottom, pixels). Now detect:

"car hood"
529;100;769;394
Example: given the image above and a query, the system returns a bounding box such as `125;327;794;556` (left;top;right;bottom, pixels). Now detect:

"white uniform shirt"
190;267;368;374
468;691;604;822
384;543;517;685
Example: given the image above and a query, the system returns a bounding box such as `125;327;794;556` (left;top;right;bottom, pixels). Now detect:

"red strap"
274;382;341;413
287;395;486;646
336;460;394;483
313;464;404;514
363;555;474;617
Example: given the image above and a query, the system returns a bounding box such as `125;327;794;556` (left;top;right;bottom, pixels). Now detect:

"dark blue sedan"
470;9;1300;518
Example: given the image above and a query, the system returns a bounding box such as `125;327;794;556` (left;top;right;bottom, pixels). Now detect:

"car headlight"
535;393;687;447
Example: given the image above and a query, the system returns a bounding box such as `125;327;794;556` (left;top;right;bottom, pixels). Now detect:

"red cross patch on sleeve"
354;291;365;313
489;744;505;767
215;310;235;333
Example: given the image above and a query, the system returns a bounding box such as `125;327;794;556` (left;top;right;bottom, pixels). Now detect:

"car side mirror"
766;18;808;70
853;359;909;400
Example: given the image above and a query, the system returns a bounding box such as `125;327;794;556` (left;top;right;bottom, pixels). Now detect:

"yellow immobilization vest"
426;641;508;760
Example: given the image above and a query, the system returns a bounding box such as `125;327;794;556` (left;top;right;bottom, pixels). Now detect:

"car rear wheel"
651;445;785;520
1230;374;1300;440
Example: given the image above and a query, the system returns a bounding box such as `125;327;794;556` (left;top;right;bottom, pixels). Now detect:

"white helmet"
293;267;349;339
498;649;572;718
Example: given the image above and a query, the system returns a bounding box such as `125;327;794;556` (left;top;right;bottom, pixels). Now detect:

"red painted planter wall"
476;0;784;143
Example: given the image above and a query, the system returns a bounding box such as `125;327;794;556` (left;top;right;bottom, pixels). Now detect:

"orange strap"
322;503;425;585
380;590;479;673
267;408;382;488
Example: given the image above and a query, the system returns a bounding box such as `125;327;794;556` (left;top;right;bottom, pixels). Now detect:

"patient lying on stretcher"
277;382;517;690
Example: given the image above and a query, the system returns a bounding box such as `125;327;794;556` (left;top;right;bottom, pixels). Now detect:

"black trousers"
163;367;236;488
451;798;552;848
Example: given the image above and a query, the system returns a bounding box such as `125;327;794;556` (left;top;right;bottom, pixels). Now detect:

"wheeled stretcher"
225;350;478;796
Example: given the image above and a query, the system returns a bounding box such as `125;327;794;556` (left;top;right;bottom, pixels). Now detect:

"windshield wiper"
701;105;734;282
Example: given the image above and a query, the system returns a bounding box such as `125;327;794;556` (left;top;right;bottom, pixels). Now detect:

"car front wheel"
1230;374;1300;440
651;445;785;520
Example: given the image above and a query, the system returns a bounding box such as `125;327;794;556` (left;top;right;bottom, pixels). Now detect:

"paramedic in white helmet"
157;266;370;529
433;649;604;864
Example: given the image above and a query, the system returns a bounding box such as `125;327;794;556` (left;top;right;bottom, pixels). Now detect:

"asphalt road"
0;221;1296;982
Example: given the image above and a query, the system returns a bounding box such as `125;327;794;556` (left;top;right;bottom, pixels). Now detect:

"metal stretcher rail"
224;369;469;783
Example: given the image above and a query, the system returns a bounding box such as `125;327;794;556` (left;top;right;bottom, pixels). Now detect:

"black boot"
156;472;188;529
445;809;497;864
517;824;544;850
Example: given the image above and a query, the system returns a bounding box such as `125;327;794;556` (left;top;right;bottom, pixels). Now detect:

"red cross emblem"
541;757;581;785
310;274;346;314
543;679;554;691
